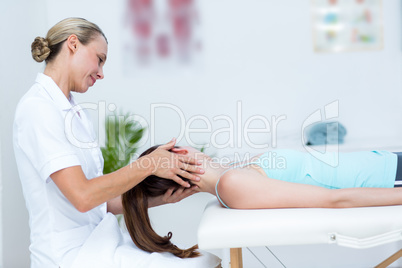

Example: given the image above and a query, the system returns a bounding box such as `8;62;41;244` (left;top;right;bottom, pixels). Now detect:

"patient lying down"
122;146;402;258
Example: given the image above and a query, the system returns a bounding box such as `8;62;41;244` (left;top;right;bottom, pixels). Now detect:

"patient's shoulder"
217;168;261;209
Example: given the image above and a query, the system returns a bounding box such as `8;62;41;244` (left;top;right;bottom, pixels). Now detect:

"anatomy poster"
311;0;383;53
123;0;202;73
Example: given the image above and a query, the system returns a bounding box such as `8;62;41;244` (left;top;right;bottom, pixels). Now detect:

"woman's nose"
97;67;104;80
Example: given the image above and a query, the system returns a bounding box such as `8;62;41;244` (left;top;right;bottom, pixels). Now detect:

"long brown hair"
122;145;200;258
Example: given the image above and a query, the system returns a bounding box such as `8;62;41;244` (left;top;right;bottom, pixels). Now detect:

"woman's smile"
90;75;96;86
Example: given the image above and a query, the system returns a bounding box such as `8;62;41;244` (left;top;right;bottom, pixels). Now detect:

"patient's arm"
217;169;402;209
107;195;123;214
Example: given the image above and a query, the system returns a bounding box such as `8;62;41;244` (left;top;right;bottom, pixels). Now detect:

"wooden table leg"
230;248;243;268
375;249;402;268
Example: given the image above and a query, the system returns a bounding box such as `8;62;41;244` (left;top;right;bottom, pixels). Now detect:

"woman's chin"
77;86;90;93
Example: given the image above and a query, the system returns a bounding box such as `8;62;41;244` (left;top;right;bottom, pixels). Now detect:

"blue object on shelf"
305;121;347;146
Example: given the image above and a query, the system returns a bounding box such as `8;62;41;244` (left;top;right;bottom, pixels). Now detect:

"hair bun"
31;37;51;62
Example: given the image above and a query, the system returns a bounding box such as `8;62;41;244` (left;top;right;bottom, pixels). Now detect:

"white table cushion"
197;198;402;250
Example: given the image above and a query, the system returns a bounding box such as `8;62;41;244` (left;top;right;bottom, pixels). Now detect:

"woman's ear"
67;34;79;53
171;147;188;155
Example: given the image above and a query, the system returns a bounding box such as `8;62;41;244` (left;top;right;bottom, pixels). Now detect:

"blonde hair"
31;17;107;63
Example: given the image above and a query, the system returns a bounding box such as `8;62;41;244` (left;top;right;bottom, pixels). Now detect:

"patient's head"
133;145;207;197
135;145;192;196
121;145;200;258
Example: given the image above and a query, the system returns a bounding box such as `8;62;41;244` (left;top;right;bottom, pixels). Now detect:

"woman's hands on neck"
171;146;224;196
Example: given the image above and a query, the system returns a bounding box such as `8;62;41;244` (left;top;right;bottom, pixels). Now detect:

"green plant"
101;111;145;175
197;144;216;158
101;111;145;225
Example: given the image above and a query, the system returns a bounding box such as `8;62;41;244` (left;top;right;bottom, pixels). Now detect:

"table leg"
375;249;402;268
230;248;243;268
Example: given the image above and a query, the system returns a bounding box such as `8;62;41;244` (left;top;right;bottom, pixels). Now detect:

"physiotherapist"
13;17;221;268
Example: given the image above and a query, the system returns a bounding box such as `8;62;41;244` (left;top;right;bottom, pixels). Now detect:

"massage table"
197;138;402;267
197;199;402;268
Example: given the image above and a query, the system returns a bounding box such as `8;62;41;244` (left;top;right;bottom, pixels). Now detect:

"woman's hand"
140;138;204;187
148;185;199;208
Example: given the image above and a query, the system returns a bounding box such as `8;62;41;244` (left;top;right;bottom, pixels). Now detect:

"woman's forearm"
84;160;152;212
51;158;152;213
333;187;402;208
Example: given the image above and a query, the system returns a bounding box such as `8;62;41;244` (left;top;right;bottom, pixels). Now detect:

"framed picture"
311;0;383;53
122;0;202;73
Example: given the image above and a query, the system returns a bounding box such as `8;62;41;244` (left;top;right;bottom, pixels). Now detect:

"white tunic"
13;73;106;267
13;73;220;268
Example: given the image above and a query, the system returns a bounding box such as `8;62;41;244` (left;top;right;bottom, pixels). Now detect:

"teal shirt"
259;150;398;189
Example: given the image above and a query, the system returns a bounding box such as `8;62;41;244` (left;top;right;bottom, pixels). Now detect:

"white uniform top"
13;73;106;268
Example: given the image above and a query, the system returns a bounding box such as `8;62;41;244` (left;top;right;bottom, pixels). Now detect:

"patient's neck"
193;159;230;196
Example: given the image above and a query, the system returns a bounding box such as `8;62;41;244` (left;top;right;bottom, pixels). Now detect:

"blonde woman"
13;17;220;268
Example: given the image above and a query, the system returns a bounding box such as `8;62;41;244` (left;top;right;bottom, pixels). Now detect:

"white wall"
2;0;402;267
46;0;402;156
0;0;47;267
0;132;3;267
